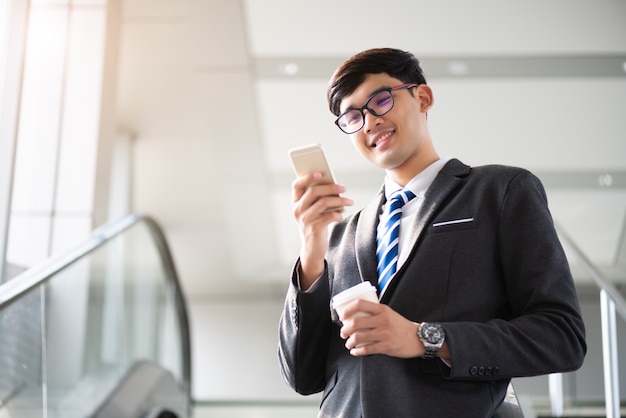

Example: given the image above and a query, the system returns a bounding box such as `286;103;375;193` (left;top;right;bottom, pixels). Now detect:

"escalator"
0;214;190;418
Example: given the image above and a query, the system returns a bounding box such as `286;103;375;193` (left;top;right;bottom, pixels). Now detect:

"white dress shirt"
378;156;451;297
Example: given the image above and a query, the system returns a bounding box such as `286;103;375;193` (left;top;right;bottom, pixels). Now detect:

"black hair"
327;48;427;116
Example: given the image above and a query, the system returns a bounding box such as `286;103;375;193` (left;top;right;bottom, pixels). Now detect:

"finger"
312;196;354;216
294;175;349;203
340;313;378;340
340;299;382;320
295;190;352;223
292;172;323;202
315;182;347;196
302;184;349;211
299;199;344;228
346;331;379;354
350;342;380;357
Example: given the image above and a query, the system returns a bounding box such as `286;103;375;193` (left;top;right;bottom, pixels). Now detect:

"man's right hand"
292;172;353;290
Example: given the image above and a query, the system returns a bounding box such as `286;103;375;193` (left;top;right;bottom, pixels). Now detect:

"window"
1;0;109;283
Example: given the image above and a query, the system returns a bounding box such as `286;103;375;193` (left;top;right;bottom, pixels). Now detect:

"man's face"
338;73;432;177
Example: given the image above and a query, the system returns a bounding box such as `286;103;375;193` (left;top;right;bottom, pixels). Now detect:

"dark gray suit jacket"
278;159;586;418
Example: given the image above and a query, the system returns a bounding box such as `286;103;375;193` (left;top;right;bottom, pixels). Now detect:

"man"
278;48;586;417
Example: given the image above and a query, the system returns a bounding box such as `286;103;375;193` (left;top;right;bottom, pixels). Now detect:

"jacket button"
478;367;485;376
493;367;500;375
469;366;478;375
486;367;493;375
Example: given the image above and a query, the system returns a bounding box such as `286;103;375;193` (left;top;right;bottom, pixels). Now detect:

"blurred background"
1;0;625;417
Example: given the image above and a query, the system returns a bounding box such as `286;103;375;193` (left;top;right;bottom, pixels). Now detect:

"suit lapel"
354;186;385;288
404;159;470;250
354;159;471;293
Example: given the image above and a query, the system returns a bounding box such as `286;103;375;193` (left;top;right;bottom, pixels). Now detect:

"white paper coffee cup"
332;282;378;321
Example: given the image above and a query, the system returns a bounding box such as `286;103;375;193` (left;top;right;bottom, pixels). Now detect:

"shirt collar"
383;156;452;200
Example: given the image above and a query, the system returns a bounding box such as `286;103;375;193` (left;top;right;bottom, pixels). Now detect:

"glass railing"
0;214;191;418
553;220;626;418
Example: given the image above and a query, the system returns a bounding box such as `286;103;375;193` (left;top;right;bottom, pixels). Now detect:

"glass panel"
44;220;184;416
0;288;44;418
548;189;626;269
0;218;187;417
544;202;626;416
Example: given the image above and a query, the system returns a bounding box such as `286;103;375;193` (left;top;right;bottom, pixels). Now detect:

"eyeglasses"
334;83;419;134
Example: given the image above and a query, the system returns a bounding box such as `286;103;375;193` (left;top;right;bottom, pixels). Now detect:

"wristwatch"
418;322;445;360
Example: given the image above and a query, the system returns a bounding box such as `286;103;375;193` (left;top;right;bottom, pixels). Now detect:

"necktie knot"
389;189;416;209
376;188;417;294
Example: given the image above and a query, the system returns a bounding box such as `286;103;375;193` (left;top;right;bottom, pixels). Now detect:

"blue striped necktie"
376;189;416;293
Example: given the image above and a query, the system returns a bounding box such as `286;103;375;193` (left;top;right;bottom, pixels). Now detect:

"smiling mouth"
371;131;393;148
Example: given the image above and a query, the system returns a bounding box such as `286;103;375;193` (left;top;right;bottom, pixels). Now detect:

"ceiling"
115;0;626;298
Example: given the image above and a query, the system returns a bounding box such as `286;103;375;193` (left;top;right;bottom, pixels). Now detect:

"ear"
416;84;434;112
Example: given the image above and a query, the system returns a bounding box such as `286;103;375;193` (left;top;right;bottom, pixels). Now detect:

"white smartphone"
288;144;336;185
289;144;342;212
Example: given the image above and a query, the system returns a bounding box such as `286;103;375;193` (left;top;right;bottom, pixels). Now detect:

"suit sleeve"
278;259;333;394
444;170;586;380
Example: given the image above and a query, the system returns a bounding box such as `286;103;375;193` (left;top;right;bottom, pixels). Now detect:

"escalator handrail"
0;213;192;415
0;214;139;308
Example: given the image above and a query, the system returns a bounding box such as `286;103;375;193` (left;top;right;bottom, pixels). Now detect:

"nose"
362;110;383;133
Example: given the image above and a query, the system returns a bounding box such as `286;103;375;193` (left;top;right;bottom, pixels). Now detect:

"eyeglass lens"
337;90;394;134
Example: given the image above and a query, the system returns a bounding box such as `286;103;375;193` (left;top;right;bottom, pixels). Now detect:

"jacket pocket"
430;217;476;233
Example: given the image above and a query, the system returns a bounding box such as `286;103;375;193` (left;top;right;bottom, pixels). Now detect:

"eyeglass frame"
334;83;419;134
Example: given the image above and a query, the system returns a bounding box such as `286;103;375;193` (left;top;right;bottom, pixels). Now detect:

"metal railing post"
549;373;564;417
600;289;621;418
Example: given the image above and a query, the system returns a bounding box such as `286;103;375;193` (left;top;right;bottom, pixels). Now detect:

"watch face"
422;324;444;344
